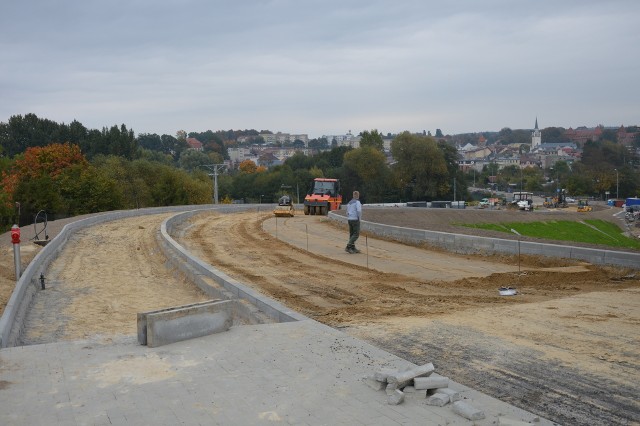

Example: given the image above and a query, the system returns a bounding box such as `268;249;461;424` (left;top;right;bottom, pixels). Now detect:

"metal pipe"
13;244;21;280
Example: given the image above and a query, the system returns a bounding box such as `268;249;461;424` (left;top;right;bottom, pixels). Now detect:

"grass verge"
459;219;640;250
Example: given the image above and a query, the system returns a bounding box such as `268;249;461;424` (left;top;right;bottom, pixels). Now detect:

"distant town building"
258;132;309;146
186;137;203;151
227;146;312;169
322;130;361;148
564;126;603;144
617;125;640;146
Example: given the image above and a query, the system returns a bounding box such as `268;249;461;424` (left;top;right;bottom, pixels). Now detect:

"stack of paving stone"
363;362;485;421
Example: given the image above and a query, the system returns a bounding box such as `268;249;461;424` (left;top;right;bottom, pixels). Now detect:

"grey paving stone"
425;392;450;407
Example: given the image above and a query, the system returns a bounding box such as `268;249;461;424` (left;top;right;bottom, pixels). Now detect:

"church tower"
531;117;542;150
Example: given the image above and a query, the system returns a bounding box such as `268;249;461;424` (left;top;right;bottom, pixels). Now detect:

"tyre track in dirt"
177;212;376;316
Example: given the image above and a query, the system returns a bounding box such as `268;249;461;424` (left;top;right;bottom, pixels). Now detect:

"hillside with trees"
0;114;470;231
2;113;639;232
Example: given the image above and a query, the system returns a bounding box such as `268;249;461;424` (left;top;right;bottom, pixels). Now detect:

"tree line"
2;113;638;232
0;114;469;230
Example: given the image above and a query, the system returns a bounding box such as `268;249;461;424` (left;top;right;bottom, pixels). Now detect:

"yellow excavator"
577;199;592;213
273;194;295;217
543;190;568;208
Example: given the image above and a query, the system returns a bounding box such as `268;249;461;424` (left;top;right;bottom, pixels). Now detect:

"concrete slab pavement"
0;320;552;426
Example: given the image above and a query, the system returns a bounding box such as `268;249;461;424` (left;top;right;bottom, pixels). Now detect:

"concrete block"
145;300;235;348
425;392;449;407
362;376;385;391
402;385;416;394
373;368;396;382
385;383;398;395
452;401;485;421
414;376;449;390
387;389;404;405
386;362;434;388
433;387;461;402
137;300;220;345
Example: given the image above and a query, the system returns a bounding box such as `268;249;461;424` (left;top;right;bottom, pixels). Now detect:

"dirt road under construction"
177;210;639;426
5;208;639;425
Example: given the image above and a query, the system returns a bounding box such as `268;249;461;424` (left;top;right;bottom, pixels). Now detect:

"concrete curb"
0;204;252;348
328;212;640;268
159;210;308;324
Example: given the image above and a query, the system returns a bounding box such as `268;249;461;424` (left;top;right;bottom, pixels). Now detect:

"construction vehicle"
577;199;592;213
303;178;342;215
543;197;554;208
508;192;534;211
543;190;568;208
273;194;295;217
478;197;500;208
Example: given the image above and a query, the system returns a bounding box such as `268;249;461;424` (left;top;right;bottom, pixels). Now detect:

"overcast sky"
1;0;639;138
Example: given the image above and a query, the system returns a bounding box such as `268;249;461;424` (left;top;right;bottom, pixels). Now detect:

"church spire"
531;117;541;150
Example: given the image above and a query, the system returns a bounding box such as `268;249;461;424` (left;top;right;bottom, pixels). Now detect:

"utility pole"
520;166;523;193
202;164;226;204
453;177;456;202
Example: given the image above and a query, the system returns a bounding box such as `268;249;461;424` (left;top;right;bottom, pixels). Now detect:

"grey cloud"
1;0;639;136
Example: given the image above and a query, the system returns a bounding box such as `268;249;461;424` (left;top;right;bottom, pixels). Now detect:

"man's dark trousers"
347;219;360;249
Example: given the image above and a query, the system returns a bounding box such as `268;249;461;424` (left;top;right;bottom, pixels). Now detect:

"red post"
11;224;20;244
11;224;21;280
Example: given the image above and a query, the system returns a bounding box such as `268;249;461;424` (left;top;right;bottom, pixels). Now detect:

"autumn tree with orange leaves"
0;143;121;227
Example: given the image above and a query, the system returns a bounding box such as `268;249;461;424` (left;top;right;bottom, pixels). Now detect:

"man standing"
345;190;362;254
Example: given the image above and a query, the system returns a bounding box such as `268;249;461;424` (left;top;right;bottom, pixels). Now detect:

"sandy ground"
1;207;639;425
16;214;211;344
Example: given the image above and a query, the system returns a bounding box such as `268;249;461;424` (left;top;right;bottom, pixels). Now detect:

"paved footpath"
0;320;552;426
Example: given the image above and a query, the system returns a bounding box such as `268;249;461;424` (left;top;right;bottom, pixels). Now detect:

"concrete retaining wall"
0;204;252;348
328;212;640;268
137;300;222;345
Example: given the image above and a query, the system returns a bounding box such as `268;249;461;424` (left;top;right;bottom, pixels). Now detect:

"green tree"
160;134;184;160
390;132;449;201
437;140;467;200
359;129;384;151
342;147;391;202
541;127;568;144
0;113;61;157
308;137;329;150
284;152;314;171
179;150;211;171
57;164;123;214
137;133;163;151
138;148;174;165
